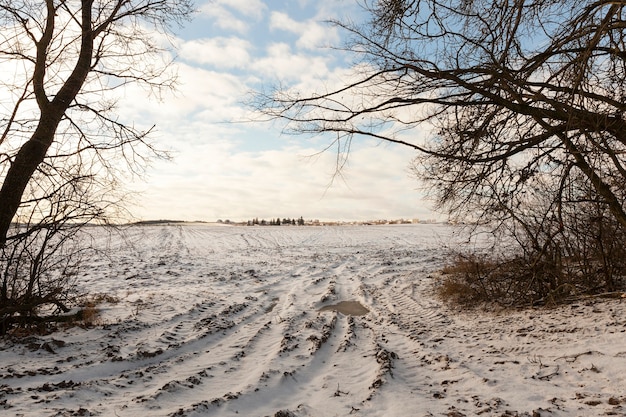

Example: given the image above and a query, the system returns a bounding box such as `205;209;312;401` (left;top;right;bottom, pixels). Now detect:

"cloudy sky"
125;0;438;223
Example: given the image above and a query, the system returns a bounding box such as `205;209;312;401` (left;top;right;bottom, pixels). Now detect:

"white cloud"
198;0;266;33
178;37;252;68
0;0;436;224
252;43;331;81
199;7;248;33
214;0;266;19
105;2;435;223
269;11;339;50
114;62;249;131
130;137;433;222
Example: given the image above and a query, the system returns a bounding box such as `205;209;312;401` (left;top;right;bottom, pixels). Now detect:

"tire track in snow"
0;224;482;417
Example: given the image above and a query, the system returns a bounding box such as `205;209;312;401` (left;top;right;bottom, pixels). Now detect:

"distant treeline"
246;217;305;226
132;219;191;225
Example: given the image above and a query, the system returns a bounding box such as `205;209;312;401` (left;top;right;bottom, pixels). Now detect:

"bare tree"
256;0;626;302
0;1;193;331
0;0;193;247
259;0;626;230
0;172;110;334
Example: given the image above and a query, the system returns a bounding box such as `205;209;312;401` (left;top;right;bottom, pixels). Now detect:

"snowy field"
1;224;626;417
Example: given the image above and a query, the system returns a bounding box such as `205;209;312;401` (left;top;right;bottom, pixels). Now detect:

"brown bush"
438;246;626;308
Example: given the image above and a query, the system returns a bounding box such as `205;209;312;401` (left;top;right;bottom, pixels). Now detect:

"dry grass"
436;277;478;305
437;246;626;308
77;305;101;327
74;292;121;327
437;253;568;307
437;254;507;305
85;293;120;305
3;293;120;336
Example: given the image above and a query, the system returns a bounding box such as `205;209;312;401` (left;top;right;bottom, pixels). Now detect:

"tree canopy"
0;0;193;246
261;0;626;230
257;0;626;303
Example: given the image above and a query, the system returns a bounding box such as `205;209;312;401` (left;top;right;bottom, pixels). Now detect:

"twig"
555;350;604;363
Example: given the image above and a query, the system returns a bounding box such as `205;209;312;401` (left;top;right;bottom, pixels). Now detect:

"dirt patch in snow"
318;300;369;316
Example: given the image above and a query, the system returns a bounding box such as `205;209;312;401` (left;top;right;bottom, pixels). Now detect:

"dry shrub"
1;294;112;336
74;293;120;327
77;305;100;327
438;254;526;306
437;276;477;305
86;293;120;305
438;247;626;308
439;203;626;308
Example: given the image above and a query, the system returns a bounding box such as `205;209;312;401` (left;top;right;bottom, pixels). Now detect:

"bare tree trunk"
0;0;93;247
0;118;59;247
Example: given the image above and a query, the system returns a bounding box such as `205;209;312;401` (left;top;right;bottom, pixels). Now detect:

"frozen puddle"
318;300;369;316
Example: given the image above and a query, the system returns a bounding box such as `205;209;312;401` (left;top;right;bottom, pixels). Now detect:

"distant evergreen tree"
247;216;307;226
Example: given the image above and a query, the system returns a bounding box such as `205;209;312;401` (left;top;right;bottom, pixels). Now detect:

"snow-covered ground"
1;224;625;417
